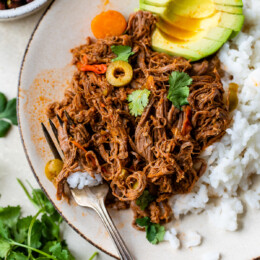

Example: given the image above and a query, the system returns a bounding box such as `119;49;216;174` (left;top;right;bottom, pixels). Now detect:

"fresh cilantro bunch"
136;217;165;245
0;179;97;260
136;190;155;211
111;45;135;62
167;71;192;109
128;89;151;117
0;92;17;137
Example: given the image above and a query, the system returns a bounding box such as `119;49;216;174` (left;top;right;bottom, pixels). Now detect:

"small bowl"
0;0;52;21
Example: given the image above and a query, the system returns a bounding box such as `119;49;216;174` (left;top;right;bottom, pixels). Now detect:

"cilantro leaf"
0;98;17;125
0;237;11;258
0;221;10;240
167;71;192;109
146;223;157;243
49;242;71;260
136;190;155;211
32;189;56;215
136;217;165;245
0;93;7;113
41;213;60;241
14;216;33;243
6;251;28;260
149;224;165;244
0;180;81;260
136;216;151;227
0;93;17;137
18;179;56;216
111;45;135;62
30;220;43;248
0;120;11;137
0;206;21;228
128;89;151;117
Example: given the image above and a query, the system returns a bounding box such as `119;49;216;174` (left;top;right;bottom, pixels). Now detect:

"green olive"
229;83;239;112
45;159;64;181
106;60;133;87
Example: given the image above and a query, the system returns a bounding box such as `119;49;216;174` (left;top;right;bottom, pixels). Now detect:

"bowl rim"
0;0;51;19
16;0;118;259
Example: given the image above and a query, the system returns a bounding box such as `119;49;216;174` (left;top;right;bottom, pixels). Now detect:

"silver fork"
41;115;134;260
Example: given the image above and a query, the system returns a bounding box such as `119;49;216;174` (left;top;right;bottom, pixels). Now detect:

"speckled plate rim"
17;1;118;259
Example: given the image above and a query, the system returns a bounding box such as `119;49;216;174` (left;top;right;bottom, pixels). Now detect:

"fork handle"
94;200;134;260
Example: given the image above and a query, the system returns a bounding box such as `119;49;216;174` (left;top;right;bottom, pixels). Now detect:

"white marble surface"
0;8;113;260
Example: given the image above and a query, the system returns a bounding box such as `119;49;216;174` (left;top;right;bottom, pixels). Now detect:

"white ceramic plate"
18;1;260;259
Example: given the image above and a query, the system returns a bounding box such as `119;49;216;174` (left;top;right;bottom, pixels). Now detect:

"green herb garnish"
136;190;155;211
128;89;151;117
136;217;165;245
111;45;135;62
0;179;97;260
0;92;17;137
167;71;192;109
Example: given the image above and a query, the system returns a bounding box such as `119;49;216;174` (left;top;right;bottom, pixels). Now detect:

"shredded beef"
46;10;230;226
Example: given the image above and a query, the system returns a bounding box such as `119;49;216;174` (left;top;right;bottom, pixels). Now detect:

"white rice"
67;171;103;189
164;228;180;249
166;0;260;249
182;231;202;248
207;198;243;232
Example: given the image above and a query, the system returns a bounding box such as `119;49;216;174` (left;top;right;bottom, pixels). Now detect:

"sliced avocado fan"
139;0;244;61
142;0;243;7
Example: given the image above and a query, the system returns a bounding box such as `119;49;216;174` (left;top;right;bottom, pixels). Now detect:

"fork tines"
49;118;59;144
41;122;62;160
64;110;74;126
56;114;63;127
42;111;74;160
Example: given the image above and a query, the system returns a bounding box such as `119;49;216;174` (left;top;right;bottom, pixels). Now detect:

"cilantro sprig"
136;190;155;211
167;71;192;109
111;45;135;62
0;92;17;137
128;89;151;117
136;217;165;244
0;179;97;260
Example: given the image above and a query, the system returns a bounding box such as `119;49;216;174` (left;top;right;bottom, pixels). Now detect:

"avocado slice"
142;0;243;12
205;26;233;42
213;0;243;6
152;28;225;61
165;1;243;17
141;0;170;7
151;29;203;61
164;0;216;19
139;3;166;15
218;12;244;31
215;4;243;14
142;0;243;8
141;3;244;32
156;18;205;41
157;17;233;43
